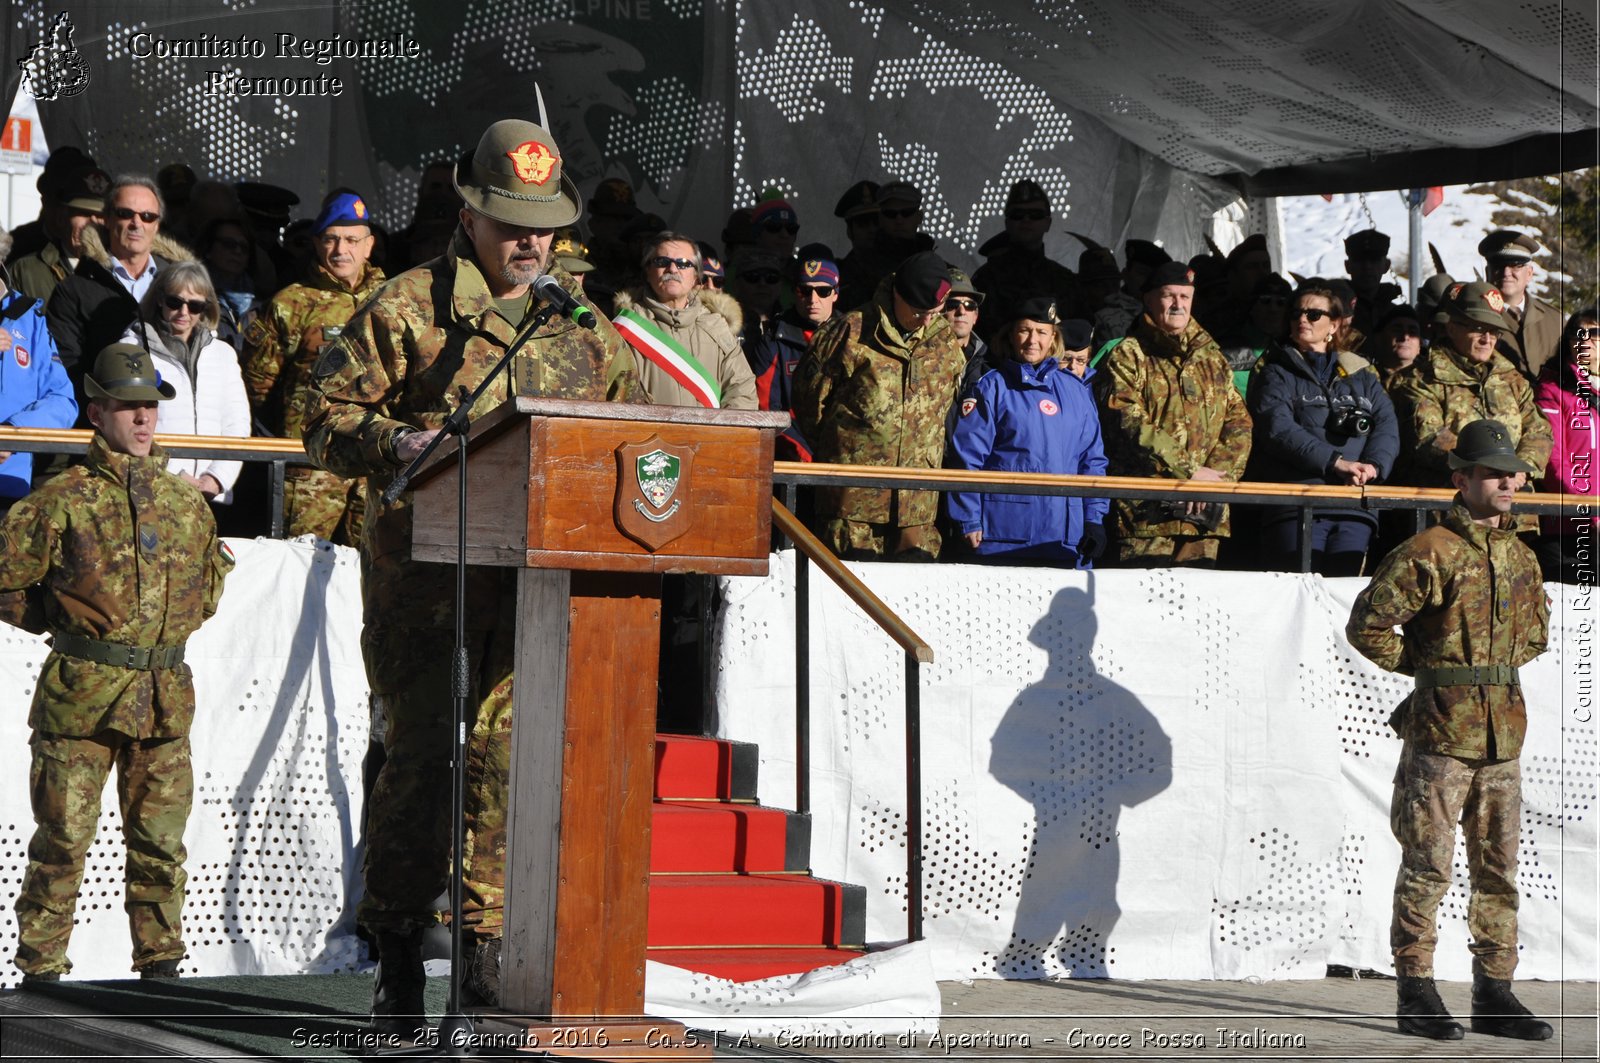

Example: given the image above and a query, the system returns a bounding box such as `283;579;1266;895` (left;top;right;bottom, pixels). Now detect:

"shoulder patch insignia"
220;541;236;564
1039;398;1060;416
960;397;977;417
312;340;350;380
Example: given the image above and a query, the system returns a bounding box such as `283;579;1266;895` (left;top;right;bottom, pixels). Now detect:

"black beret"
893;251;952;309
1344;228;1390;259
1011;296;1061;325
1142;260;1196;293
1060;318;1093;350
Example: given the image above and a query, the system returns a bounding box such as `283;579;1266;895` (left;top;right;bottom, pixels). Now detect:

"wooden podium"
409;397;790;1056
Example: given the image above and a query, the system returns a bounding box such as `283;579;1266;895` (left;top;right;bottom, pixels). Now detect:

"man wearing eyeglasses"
1478;230;1561;383
47;176;187;414
793;251;965;560
972;179;1081;334
242;191;386;545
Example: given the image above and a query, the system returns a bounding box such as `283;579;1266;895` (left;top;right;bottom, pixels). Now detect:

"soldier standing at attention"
2;343;234;983
1347;419;1553;1043
304;118;637;1033
792;250;966;561
243;191;386;545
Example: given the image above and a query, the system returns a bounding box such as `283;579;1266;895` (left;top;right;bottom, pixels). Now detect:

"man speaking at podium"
305;117;638;1034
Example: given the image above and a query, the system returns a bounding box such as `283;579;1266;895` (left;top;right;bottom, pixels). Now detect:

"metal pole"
1298;504;1314;573
905;651;922;943
1407;188;1424;305
794;551;810;818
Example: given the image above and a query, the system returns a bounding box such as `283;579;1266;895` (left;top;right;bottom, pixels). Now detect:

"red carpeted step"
648;946;867;982
647;874;864;948
654;735;758;800
650;802;797;873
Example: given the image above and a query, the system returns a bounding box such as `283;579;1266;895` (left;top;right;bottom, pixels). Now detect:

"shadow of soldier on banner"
989;582;1172;978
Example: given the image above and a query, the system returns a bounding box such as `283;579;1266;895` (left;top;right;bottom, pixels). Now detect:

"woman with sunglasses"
1245;279;1399;575
128;261;250;503
1533;307;1600;583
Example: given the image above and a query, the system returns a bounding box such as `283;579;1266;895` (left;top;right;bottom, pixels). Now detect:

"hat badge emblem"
86;172;109;195
1484;288;1505;313
506;140;558;186
802;260;822;277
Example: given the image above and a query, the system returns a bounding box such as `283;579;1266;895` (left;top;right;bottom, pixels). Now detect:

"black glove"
1078;522;1107;561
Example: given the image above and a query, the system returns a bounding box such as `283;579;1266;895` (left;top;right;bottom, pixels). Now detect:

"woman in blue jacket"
947;297;1108;566
0;254;77;506
1245;279;1399;575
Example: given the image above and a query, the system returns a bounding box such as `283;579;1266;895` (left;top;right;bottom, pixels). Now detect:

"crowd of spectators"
0;149;1591;583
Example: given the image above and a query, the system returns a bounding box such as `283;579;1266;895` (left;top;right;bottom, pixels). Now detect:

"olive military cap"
454;119;580;229
1448;419;1537;474
1441;281;1512;334
85;343;177;402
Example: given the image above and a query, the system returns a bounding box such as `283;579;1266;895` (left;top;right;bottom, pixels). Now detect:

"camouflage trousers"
1113;534;1219;567
1389;742;1521;979
819;518;942;561
357;616;515;939
13;732;193;976
284;466;365;547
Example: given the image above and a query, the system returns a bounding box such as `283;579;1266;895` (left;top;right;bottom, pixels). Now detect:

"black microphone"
533;274;597;330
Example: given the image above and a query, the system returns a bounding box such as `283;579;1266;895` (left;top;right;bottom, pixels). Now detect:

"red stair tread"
648;874;852;948
655;735;736;799
648;947;866;982
651;801;790;873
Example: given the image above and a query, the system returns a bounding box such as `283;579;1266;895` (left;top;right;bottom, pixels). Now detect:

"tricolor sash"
612;308;722;409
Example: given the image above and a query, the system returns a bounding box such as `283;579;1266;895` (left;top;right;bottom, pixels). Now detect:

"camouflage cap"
551;228;594;273
1448;418;1536;474
1442;280;1512;333
454;119;580;229
84;343;177;402
946;265;984;302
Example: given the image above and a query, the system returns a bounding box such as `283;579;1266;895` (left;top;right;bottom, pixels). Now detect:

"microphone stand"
375;298;561;1058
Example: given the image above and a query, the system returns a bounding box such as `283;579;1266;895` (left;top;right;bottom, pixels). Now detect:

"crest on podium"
615;436;695;551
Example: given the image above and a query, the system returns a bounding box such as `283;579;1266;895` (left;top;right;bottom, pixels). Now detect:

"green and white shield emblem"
637;449;681;512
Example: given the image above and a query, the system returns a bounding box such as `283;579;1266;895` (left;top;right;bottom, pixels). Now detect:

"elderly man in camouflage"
242;191;386;545
1347;419;1553;1043
1;343;233;983
1096;260;1252;566
304;118;636;1033
793;251;966;560
1390;282;1552;508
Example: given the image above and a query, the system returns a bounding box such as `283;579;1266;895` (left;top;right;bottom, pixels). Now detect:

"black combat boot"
19;971;61;985
460;937;502;1009
139;959;181;979
1395;975;1465;1040
1471;976;1554;1040
371;930;427;1038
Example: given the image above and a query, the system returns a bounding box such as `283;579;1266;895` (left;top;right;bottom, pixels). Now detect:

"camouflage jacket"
0;434;233;739
242;261;386;438
1388;342;1553;488
792;281;966;526
1346;501;1548;761
303;228;639;626
1097;314;1253;538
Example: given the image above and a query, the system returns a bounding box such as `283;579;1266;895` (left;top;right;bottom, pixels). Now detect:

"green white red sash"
611;307;722;409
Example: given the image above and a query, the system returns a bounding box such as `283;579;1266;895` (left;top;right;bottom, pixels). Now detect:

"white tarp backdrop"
713;553;1599;983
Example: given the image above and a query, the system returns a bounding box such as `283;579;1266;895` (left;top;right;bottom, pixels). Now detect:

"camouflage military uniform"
0;434;233;976
792;280;966;559
1097;314;1252;563
1346;501;1548;979
1389;344;1553;488
243;262;387;546
304;229;637;939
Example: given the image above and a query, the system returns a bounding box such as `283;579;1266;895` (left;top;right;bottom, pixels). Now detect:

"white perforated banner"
713;554;1599;983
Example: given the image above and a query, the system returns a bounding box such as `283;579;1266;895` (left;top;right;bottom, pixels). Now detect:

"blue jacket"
0;286;76;498
947;356;1108;564
1245;343;1400;521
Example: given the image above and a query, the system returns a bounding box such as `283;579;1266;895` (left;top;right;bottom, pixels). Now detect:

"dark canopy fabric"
5;2;1592;264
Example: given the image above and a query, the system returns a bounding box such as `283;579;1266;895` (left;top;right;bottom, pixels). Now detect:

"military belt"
50;631;185;671
1414;664;1517;688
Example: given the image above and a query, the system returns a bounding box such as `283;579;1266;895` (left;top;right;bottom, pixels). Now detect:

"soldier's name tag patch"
312;340;350;380
1039;399;1060;416
960;398;977;417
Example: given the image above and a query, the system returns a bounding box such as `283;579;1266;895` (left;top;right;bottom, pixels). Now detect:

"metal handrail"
771;500;932;945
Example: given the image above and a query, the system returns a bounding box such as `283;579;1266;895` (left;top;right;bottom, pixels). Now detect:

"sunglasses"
1292;307;1335;322
163;295;207;314
796;285;836;299
741;269;783;285
702;276;725;290
1387;322;1422;336
112;207;160;223
944;298;979;313
763;221;799;235
1574;327;1595;342
648;256;697;271
1006;208;1048;222
880;207;918;220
